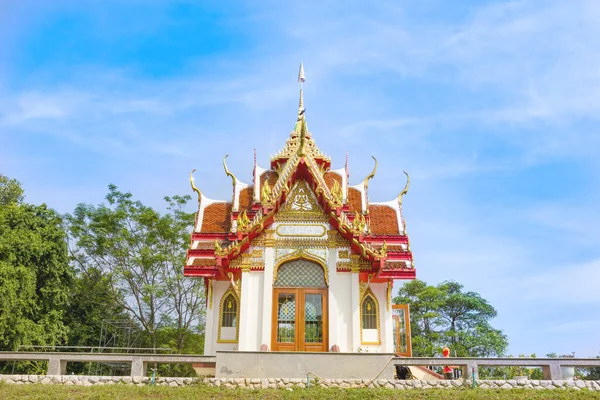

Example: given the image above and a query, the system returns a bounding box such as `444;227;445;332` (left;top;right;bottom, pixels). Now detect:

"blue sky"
2;0;600;357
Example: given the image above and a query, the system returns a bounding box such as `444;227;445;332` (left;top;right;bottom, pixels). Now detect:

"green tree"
0;198;73;352
67;185;205;351
64;267;129;348
394;279;508;357
0;174;25;205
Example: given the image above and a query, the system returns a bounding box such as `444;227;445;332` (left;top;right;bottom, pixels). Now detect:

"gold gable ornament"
352;212;366;234
237;210;251;232
331;180;343;205
261;180;272;204
277;180;325;222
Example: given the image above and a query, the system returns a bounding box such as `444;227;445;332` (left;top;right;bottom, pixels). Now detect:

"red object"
443;346;453;373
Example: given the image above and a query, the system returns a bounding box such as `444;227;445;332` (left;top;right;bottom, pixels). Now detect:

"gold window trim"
359;288;381;345
217;285;240;344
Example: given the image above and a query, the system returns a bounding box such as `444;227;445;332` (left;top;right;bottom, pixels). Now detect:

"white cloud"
516;259;600;304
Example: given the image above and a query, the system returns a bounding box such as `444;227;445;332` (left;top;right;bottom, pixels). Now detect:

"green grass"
1;384;600;400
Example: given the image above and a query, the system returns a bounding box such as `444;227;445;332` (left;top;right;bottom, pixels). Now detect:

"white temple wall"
329;270;353;352
350;272;361;351
204;286;215;355
260;247;275;349
239;271;264;351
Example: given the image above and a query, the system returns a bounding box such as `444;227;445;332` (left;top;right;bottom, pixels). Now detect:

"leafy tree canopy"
67;184;205;351
0;199;73;351
394;279;508;357
0;174;25;205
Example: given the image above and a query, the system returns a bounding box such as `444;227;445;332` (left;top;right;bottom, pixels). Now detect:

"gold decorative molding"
336;261;352;270
250;249;263;258
274;213;329;223
327;230;349;249
338;250;349;259
264;229;276;247
350;254;361;273
273;238;328;248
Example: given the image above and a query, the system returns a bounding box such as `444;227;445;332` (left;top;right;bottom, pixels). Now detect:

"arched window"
360;291;380;344
361;295;377;329
221;293;237;327
218;288;239;343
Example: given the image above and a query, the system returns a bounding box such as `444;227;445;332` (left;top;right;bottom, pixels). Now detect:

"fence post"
544;361;562;380
47;356;67;375
131;357;147;378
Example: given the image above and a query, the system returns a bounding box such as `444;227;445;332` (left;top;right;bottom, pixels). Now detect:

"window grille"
274;259;326;288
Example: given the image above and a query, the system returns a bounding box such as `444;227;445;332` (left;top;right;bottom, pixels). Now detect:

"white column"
327;248;338;352
383;282;394;353
261;247;275;349
350;270;360;351
238;270;252;351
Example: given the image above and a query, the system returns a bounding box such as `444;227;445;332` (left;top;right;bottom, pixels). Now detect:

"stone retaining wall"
1;375;599;390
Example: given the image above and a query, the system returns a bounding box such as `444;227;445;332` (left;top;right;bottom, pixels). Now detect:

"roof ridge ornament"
223;154;238;187
363;156;378;191
189;168;202;207
398;171;410;206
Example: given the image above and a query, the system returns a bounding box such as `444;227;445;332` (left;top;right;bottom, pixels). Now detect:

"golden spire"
297;61;306;122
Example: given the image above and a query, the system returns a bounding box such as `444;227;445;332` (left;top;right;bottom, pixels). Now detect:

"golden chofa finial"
223;154;238;187
363;156;378;190
189;168;202;206
398;171;410;206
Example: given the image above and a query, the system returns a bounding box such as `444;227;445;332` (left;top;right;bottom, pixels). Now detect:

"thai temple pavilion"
184;64;415;355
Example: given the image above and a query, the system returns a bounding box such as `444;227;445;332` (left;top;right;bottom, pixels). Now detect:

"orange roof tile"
386;244;405;252
324;171;342;190
369;205;400;235
239;187;254;211
192;258;217;267
201;203;232;233
195;241;217;250
347;187;362;213
260;170;279;187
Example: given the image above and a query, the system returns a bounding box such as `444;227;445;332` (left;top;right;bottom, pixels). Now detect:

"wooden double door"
271;288;328;352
